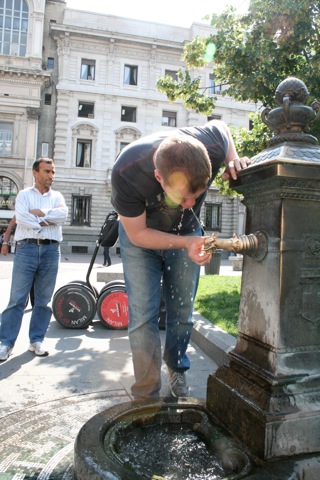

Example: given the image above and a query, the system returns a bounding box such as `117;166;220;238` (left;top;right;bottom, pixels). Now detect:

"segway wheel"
99;279;125;297
97;285;129;330
52;283;96;329
69;280;99;299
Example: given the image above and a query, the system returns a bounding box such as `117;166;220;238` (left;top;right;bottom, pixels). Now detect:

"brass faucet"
203;231;268;262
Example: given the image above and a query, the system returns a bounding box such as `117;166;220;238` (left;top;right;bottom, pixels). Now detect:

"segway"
52;212;121;329
52;211;166;330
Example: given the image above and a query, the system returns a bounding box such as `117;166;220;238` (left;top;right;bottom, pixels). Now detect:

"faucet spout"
203;230;268;261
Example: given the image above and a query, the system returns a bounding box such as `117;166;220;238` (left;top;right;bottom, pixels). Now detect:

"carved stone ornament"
250;78;320;166
27;107;41;120
261;77;320;145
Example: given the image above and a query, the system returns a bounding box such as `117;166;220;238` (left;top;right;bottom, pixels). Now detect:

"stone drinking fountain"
74;78;320;479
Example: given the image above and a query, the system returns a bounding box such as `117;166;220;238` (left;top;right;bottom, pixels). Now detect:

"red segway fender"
97;284;129;330
52;283;96;329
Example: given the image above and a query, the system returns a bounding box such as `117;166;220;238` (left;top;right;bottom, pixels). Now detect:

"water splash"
116;423;225;480
177;209;185;231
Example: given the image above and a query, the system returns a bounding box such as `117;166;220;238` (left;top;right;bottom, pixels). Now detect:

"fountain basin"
74;397;252;480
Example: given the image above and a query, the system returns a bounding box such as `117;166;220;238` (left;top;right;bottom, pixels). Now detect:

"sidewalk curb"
191;310;236;367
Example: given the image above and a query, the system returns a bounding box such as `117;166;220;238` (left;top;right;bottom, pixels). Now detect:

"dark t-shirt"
111;122;228;234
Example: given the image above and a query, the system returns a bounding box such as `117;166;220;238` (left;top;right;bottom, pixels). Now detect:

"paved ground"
0;249;240;479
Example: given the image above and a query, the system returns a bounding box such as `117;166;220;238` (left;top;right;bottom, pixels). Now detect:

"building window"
0;176;17;215
76;140;92;167
44;94;51;105
124;64;138;85
0;0;28;56
0;175;18;195
41;142;49;157
207;114;222;122
78;101;94;118
47;57;54;69
0;122;13;156
205;203;222;231
165;69;178;81
81;59;95;80
115;127;140;154
72;245;88;253
120;142;129;151
162;110;177;127
121;106;136;123
208;74;222;95
72;195;91;225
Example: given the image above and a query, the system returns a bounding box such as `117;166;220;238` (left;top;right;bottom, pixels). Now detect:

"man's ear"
154;169;162;183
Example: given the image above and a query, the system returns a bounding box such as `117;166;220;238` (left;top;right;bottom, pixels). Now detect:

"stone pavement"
0;249;239;479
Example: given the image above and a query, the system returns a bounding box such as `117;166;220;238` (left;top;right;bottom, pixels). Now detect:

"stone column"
24;107;41;187
207;78;320;460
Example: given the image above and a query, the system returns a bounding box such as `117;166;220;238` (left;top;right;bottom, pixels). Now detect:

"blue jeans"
119;222;201;398
0;240;60;348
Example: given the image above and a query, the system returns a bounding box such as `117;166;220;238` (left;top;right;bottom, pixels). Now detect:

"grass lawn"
194;275;241;337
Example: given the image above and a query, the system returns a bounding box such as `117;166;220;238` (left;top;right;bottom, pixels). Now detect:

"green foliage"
182;36;210;69
211;113;270;195
157;69;216;114
204;0;320;107
157;0;320;134
212;170;239;196
231;112;271;158
194;275;241;337
157;0;320;196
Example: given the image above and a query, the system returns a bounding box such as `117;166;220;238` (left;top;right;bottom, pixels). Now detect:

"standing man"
111;119;249;399
0;158;68;361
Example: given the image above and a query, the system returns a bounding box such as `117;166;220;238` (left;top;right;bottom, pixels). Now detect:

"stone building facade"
0;0;50;231
0;0;252;253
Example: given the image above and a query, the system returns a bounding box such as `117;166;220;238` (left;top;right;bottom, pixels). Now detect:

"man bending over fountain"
111;119;249;399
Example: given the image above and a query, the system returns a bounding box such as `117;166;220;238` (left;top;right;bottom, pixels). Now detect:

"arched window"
72;123;98;168
115;127;141;155
0;0;28;56
0;175;17;214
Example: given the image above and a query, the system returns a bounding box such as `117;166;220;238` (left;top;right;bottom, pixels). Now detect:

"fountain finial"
261;77;320;146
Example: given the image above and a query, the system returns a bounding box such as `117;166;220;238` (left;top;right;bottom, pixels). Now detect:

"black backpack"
99;211;119;247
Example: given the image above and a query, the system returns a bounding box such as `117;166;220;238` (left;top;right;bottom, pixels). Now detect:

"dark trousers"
103;247;111;266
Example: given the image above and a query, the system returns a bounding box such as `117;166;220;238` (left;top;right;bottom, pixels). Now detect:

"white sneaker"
168;367;189;397
0;344;13;361
28;342;49;357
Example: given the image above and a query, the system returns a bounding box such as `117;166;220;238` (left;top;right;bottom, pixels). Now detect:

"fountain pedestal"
207;78;320;461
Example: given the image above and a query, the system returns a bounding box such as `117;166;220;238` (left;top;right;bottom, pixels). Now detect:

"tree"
157;0;320;127
209;0;320;108
157;0;320;193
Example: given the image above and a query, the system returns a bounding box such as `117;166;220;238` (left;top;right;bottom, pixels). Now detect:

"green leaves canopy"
157;0;320;192
158;0;320;111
